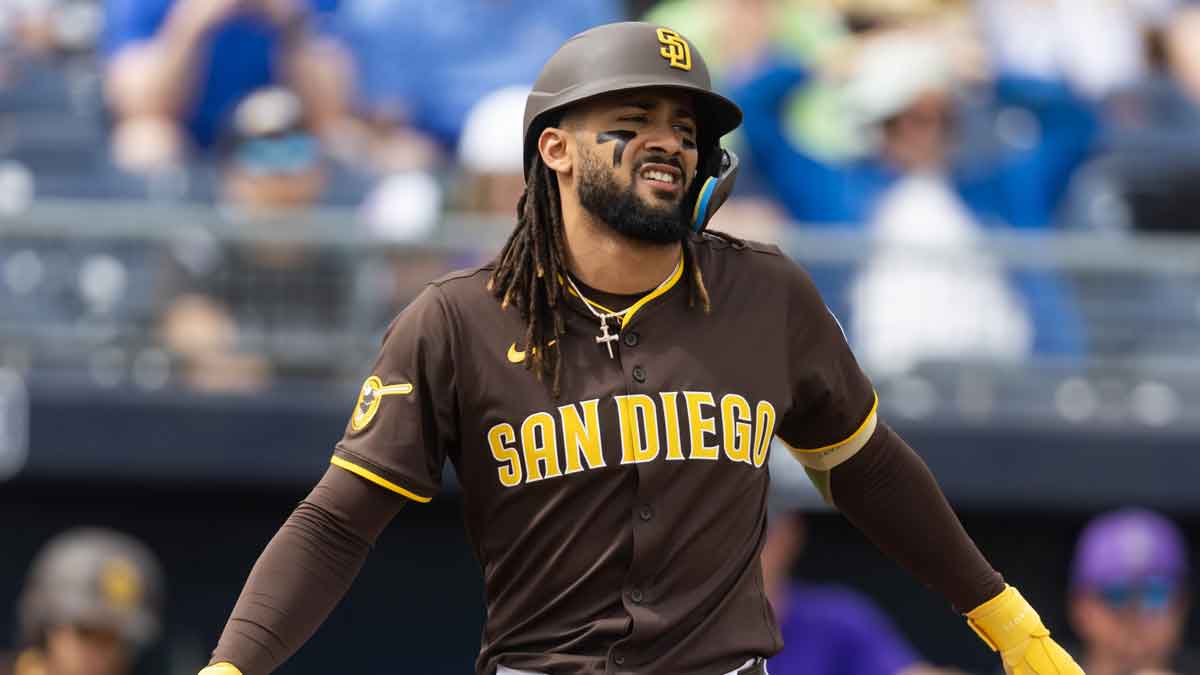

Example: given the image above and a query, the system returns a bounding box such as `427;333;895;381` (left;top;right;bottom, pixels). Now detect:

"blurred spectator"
1068;508;1197;675
159;292;269;393
217;86;325;216
974;0;1178;101
1106;4;1200;140
1160;4;1200;111
454;85;530;217
155;86;354;392
103;0;351;173
1;528;164;675
733;27;1095;369
334;0;620;153
762;511;963;675
1069;3;1200;236
734;27;1096;228
2;0;104;57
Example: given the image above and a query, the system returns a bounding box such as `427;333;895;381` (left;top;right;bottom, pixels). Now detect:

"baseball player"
3;528;164;675
199;22;1083;675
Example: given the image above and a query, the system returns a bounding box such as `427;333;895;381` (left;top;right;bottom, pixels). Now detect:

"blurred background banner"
2;0;1200;674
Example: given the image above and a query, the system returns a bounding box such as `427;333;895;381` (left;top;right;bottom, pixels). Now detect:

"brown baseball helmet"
524;21;743;232
17;528;164;649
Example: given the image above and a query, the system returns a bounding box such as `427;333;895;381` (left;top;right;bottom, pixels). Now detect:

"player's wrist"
965;585;1044;652
198;662;243;675
966;585;1083;675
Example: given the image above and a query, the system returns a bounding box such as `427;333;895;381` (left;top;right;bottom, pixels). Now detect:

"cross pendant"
596;318;619;359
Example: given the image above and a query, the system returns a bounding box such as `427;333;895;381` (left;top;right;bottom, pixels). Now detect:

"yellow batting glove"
198;664;243;675
966;586;1084;675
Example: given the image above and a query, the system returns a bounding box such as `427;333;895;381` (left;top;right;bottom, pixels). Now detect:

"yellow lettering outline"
520;412;561;482
488;423;522;487
560;399;606;474
660;392;685;460
684;391;719;460
753;400;777;468
721;393;753;465
616;394;661;465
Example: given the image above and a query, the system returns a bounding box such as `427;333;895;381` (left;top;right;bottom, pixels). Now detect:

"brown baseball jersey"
332;232;877;675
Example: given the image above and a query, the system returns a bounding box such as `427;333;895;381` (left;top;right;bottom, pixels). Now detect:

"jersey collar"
561;256;684;330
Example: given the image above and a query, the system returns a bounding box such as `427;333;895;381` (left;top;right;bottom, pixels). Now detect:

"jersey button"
639;505;653;521
632;366;646;383
630;588;644;603
623;331;639;347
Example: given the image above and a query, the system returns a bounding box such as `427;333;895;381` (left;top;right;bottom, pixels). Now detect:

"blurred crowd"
1;5;1197;674
3;0;1200;389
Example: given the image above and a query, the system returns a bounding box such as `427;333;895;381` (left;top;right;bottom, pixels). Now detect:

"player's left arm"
820;426;1081;674
776;262;1082;675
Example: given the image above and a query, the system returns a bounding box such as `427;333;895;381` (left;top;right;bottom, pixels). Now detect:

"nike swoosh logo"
507;340;556;364
507;343;526;363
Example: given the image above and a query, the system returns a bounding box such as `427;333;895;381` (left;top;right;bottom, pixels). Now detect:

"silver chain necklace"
564;259;681;359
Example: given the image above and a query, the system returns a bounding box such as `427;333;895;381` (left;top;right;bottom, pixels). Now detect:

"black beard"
576;150;690;244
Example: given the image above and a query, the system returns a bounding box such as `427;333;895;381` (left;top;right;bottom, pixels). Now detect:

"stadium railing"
3;199;1199;507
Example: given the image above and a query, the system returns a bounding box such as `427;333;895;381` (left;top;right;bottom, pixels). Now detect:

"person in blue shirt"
333;0;620;152
732;33;1097;359
733;36;1097;229
104;0;349;168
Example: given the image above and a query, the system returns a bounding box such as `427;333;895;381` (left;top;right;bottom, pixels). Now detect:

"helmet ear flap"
688;148;739;232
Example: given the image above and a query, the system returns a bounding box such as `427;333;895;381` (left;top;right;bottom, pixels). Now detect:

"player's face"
44;624;131;675
570;90;700;243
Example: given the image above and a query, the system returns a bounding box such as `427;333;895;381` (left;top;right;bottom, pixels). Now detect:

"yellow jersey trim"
620;258;683;329
564;282;618;315
330;456;432;503
786;392;879;454
558;255;684;326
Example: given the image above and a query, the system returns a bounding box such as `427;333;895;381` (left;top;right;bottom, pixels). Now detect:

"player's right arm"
200;285;459;675
199;465;407;675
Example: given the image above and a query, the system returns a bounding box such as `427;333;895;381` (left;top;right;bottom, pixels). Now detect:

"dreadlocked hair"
488;154;712;397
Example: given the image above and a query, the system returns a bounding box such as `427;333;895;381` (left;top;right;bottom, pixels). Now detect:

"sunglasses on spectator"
1096;578;1179;611
235;133;320;176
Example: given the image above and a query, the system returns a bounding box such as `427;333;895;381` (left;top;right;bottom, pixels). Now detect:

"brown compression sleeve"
829;422;1006;613
209;466;407;674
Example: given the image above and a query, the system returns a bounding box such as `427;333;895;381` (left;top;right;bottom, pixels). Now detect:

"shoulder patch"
350;376;414;433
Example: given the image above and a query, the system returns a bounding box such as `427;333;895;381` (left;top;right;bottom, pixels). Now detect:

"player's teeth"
643;170;675;184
